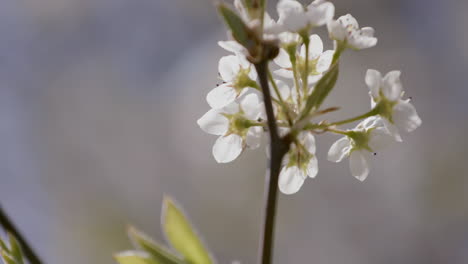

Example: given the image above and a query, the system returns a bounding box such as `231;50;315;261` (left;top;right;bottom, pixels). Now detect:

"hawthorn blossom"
365;69;422;141
327;14;377;50
279;132;318;194
274;34;334;84
327;117;393;181
206;55;258;109
198;93;265;163
277;0;335;32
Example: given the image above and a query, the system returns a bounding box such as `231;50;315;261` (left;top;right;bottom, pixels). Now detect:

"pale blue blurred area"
0;0;467;263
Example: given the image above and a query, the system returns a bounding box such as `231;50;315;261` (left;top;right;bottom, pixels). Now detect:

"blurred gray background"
0;0;467;263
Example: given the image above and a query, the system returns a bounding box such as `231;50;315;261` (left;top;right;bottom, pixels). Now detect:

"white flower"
277;0;334;32
327;117;394;181
365;69;422;141
279;132;318;194
198;93;265;163
327;14;377;50
274;34;334;84
206;55;258;109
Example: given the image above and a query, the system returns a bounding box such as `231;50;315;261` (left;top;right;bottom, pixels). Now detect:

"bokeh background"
1;0;467;263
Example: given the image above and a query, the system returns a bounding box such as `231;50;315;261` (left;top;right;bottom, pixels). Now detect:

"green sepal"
162;197;213;264
128;226;184;264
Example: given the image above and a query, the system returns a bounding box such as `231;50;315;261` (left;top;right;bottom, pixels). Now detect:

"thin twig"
0;205;43;264
255;60;290;264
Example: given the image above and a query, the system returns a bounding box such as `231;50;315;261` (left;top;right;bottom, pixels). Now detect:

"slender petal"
307;0;335;26
393;100;422;132
328;136;351;162
212;134;243;163
272;80;291;101
274;48;293;68
218;41;246;55
278;166;306;194
382;118;402;142
299;132;316;154
349;150;370;181
206;84;237;109
197;109;229;135
316;50;334;73
368;127;394;151
218;55;241;82
274;68;294;79
241;93;262;120
365;69;382;99
382;71;402;101
277;0;309;32
307;155;319;178
245;126;263;149
300;34;323;59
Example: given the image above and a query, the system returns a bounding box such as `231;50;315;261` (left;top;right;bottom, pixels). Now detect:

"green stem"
255;60;290;264
328;107;379;127
291;59;302;109
302;35;310;96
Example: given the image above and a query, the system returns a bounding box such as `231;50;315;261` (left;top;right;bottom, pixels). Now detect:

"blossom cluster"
198;0;421;194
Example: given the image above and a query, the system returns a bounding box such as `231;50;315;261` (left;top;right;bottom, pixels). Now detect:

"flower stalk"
254;60;290;264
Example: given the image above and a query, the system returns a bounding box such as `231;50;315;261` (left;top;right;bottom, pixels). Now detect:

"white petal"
274;68;294;79
339;14;359;28
271;80;291;101
299;132;316;154
382;71;402;101
241;93;262;120
316;50;334;73
368;127;394;151
327;136;351;162
278;166;306;195
365;69;382;99
348;34;377;50
212;134;243;163
349;150;370;181
309;34;323;58
218;55;241;82
307;155;318;178
206;84;237;109
361;27;375;37
327;19;346;41
246;126;263;149
392;101;422;133
197;109;229;135
277;0;309;31
218;41;246;55
278;32;300;44
382;118;402;142
307;74;322;85
274;48;292;68
307;0;334;26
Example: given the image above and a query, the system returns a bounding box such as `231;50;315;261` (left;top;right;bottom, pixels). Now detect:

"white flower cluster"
198;0;421;194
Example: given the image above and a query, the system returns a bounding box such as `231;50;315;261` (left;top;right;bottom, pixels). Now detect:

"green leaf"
301;63;339;118
128;226;183;264
7;233;24;264
217;3;254;49
162;197;213;264
114;251;158;264
0;239;8;254
0;250;17;264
